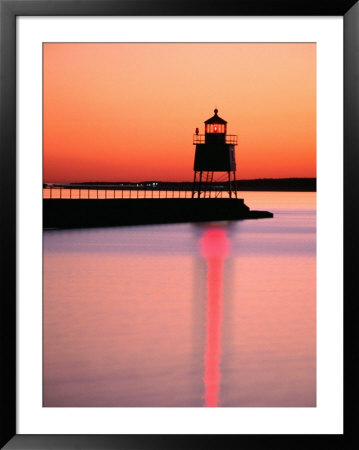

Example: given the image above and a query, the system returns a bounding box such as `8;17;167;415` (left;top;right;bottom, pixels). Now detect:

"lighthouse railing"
193;134;237;145
225;135;238;145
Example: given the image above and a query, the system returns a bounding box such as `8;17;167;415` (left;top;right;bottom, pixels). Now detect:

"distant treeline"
45;178;316;192
43;178;317;192
236;178;316;191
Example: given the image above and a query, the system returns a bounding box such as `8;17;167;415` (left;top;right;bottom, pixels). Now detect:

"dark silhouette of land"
50;177;315;192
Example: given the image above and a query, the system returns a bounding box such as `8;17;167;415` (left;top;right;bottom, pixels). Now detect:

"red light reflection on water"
200;227;229;407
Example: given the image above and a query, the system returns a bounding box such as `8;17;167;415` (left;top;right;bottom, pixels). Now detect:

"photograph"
42;42;316;408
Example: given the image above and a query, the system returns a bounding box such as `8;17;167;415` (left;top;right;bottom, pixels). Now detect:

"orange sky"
43;43;316;182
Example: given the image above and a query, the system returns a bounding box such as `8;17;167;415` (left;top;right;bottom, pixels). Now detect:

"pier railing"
43;184;238;199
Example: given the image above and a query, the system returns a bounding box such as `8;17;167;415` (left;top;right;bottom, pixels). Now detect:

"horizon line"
44;176;317;184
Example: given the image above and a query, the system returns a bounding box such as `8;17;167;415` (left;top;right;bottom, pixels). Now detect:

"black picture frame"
1;0;358;448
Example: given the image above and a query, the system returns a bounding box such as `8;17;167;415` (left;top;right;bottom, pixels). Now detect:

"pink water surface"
43;192;316;407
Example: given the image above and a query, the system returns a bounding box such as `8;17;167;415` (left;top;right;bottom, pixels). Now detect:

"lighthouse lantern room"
192;109;238;198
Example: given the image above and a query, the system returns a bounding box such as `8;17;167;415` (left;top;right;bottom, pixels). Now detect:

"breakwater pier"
43;185;273;228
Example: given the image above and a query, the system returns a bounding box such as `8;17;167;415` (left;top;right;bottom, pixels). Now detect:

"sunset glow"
43;43;316;182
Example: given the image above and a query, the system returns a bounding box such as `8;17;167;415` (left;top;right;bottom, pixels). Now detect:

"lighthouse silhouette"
192;109;238;198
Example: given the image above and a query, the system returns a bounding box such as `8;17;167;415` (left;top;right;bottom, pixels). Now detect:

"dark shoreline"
45;178;316;193
235;178;316;191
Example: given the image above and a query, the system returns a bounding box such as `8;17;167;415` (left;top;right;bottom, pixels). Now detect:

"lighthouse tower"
192;109;238;198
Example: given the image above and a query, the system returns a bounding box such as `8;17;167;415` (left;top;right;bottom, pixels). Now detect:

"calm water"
43;192;316;407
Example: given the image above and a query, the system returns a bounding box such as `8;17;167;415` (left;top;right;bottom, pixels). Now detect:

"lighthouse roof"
204;108;227;125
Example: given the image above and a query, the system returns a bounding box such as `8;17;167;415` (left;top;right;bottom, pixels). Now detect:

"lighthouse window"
205;123;225;134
